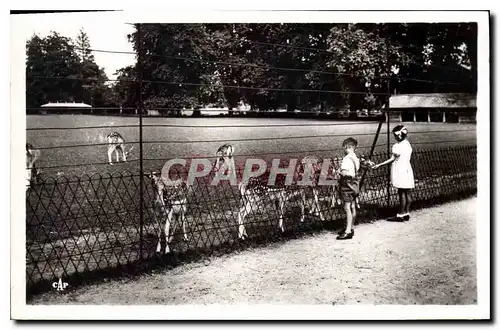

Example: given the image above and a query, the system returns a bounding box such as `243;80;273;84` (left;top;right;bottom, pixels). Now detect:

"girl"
372;125;415;221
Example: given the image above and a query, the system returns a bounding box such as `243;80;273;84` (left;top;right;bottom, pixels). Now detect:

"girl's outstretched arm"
372;155;397;169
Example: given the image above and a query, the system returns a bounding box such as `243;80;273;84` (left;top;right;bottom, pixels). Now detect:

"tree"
75;29;109;108
111;66;138;112
115;22;477;116
26;34;46;110
26;30;111;110
75;28;94;63
26;32;82;108
128;24;226;115
384;23;476;94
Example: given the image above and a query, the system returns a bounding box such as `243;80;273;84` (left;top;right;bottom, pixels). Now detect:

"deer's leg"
312;187;325;221
154;205;164;253
277;192;286;232
25;172;30;192
163;207;174;254
169;209;178;244
35;166;42;183
330;186;337;209
107;148;114;165
181;203;188;241
300;189;307;223
237;200;250;239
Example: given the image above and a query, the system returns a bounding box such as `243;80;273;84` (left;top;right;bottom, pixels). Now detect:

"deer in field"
147;171;191;254
106;132;134;165
26;143;41;191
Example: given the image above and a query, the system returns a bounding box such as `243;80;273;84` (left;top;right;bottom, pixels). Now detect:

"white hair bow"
395;126;408;136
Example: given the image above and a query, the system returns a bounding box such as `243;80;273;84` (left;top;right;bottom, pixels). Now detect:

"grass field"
26;115;477;177
25;115;477;292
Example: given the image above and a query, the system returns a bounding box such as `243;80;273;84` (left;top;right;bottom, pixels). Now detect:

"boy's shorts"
338;176;360;203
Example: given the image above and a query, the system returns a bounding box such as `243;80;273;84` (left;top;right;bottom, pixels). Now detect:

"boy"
337;137;361;240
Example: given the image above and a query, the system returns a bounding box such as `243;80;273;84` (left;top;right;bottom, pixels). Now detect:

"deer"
26;143;41;191
106;132;134;165
297;155;328;224
212;144;328;239
149;144;236;254
147;171;191;254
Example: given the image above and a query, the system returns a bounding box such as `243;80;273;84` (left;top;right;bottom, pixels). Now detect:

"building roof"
41;102;91;108
389;93;476;109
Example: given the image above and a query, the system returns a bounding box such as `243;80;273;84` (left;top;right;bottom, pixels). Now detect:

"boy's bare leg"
344;201;353;233
351;202;356;227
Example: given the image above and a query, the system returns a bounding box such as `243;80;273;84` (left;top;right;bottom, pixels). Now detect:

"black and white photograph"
9;8;490;320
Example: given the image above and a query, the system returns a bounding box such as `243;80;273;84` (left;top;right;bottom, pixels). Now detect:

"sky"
13;12;136;79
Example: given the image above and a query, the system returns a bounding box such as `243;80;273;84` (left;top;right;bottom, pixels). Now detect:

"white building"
38;101;92;114
388;93;477;123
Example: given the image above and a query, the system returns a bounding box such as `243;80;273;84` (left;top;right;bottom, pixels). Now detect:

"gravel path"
29;197;477;305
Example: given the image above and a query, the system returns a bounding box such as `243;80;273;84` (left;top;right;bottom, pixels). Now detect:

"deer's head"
26;145;40;168
213;144;234;174
124;146;134;158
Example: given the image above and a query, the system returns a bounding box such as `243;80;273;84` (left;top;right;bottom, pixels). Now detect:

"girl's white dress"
391;139;415;189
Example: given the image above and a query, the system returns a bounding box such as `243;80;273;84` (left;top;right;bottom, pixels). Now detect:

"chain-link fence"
26;144;476;295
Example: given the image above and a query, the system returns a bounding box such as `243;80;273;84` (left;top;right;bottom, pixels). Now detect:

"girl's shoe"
336;229;354;240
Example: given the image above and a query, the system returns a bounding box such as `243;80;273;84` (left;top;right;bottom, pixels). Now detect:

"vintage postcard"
10;8;490;321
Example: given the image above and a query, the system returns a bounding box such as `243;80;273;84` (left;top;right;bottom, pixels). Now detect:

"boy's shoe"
403;214;410;221
387;216;405;222
337;230;354;240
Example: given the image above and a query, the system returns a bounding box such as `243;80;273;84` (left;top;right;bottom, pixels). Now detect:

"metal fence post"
137;23;145;262
385;27;391;209
359;120;383;190
386;104;391;208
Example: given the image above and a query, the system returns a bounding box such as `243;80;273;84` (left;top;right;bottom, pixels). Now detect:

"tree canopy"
26;23;477;114
26;29;111;109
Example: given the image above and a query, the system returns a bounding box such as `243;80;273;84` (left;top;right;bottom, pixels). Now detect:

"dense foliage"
26;23;477;115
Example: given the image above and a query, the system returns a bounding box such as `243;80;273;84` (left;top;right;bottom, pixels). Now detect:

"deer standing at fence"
147;171;190;254
297;155;328;224
106;132;133;165
26;143;41;191
212;144;327;239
